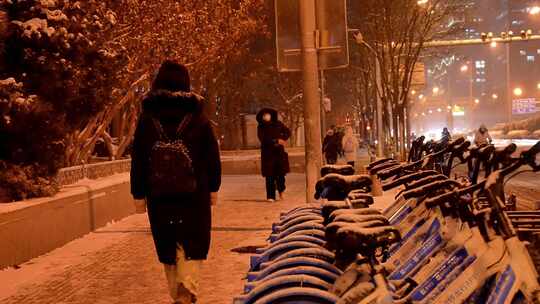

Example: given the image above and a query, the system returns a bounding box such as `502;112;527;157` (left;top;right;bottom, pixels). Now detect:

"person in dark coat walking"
257;108;291;202
130;60;221;304
323;127;340;164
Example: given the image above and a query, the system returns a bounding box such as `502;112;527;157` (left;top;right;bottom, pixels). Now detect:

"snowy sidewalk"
0;174;307;304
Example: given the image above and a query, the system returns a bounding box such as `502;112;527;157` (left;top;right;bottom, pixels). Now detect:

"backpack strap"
175;113;193;139
151;114;192;142
151;117;169;141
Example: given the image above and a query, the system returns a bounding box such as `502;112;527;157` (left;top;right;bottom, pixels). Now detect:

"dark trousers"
266;176;286;200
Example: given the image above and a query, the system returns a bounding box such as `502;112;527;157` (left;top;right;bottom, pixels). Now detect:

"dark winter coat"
323;133;340;160
130;90;221;264
256;108;291;177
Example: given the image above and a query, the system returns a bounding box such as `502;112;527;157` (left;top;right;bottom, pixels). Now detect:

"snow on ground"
0;174;307;304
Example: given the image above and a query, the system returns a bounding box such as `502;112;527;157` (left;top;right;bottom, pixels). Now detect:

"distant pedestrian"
336;126;345;158
474;124;492;147
323;127;340;165
435;128;452;166
130;60;221;304
341;126;358;168
257;108;291;202
441;127;451;145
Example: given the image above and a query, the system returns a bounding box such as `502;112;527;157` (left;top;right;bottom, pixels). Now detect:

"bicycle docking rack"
233;140;540;304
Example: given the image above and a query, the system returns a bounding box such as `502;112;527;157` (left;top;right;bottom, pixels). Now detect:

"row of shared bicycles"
234;136;540;304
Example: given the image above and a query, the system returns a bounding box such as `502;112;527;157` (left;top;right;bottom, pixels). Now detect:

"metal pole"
447;73;454;131
469;62;474;129
375;58;384;157
506;43;512;123
316;0;327;139
320;69;326;135
299;0;322;204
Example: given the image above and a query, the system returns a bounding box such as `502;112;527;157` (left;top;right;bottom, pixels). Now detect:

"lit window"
520;50;527;56
537;49;540;55
475;60;486;68
527;55;535;62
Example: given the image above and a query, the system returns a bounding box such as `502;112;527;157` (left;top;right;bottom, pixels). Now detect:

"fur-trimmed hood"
256;108;279;124
142;89;204;117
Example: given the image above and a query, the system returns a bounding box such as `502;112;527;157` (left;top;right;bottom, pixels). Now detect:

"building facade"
413;0;540;137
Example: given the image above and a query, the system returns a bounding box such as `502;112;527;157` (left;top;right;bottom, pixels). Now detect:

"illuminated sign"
512;98;538;115
452;105;465;117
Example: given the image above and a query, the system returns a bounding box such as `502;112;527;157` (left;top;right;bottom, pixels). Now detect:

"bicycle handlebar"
369;162;400;175
424;181;486;209
402;179;461;200
381;170;439;191
405;174;448;190
367;158;395;170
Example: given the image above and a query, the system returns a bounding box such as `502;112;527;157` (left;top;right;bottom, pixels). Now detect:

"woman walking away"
130;60;221;304
342;126;358;168
474;124;492;147
257;108;291;202
323;127;339;165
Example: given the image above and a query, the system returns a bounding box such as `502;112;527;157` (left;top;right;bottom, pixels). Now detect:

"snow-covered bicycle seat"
321;201;372;225
315;174;372;200
321;164;355;177
329;208;382;222
347;191;374;204
325;220;390;251
335;224;401;255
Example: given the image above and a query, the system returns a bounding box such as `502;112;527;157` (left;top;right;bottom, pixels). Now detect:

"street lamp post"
320;70;326;135
446;74;454;131
506;43;512;123
299;0;323;203
353;32;384;158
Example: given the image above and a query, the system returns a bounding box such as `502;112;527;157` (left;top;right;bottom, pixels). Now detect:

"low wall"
0;174;135;269
56;152;307;184
221;153;306;175
56;159;131;186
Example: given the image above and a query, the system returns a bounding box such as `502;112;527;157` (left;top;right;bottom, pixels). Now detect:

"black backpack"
148;114;197;197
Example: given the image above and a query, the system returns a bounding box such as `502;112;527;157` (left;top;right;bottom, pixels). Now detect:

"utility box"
241;114;260;149
275;0;349;72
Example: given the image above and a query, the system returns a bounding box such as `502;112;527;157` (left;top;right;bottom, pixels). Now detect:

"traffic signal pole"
299;0;323;203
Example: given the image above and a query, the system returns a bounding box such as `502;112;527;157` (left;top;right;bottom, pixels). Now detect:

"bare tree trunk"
399;108;407;161
391;107;399;157
102;131;115;160
115;101;141;158
64;73;150;166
